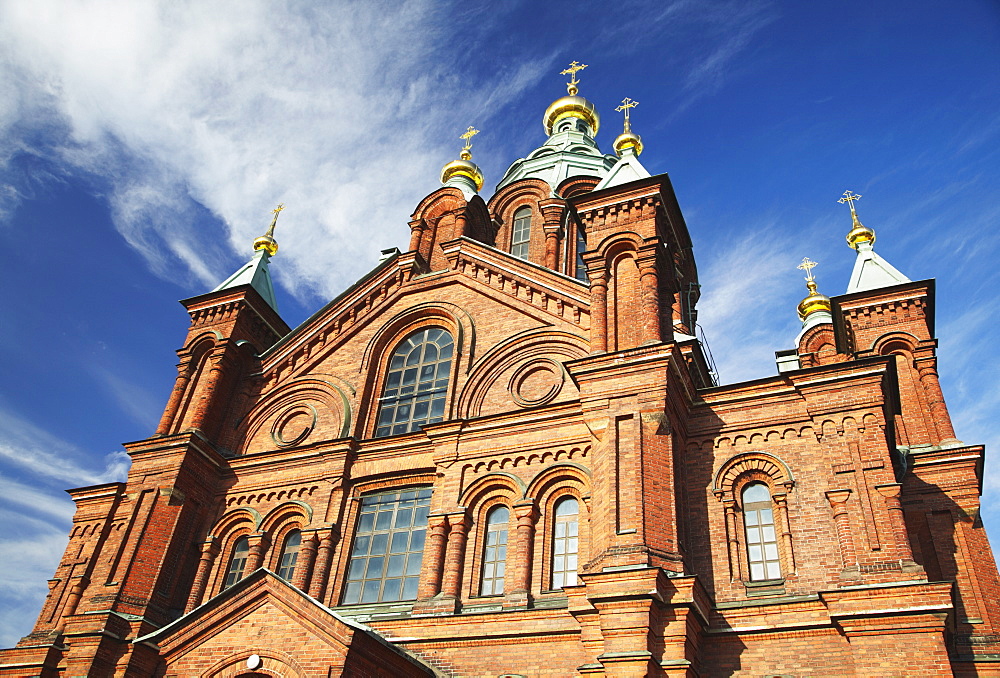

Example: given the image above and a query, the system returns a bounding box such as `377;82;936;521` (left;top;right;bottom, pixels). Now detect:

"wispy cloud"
0;408;129;487
696;223;806;384
0;1;549;301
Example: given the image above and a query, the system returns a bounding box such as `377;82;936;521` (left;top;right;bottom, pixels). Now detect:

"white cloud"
695;225;804;384
0;408;129;487
0;0;550;300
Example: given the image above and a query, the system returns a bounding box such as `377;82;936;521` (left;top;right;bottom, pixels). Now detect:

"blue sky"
1;0;998;647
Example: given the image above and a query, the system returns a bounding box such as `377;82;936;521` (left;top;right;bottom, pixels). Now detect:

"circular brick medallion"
509;358;564;407
271;404;317;447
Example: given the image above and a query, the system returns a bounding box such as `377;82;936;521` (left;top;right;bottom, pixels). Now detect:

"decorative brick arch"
713;451;797;583
713;451;795;502
457;327;587;418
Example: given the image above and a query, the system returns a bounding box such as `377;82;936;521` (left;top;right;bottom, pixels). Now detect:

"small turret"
212;203;284;312
440;126;484;199
796;257;833;330
838;191;910;293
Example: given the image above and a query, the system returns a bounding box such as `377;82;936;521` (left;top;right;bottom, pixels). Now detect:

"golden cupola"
441;126;484;196
839;190;875;250
253;203;283;256
796;257;832;322
543;61;600;137
613;97;643;156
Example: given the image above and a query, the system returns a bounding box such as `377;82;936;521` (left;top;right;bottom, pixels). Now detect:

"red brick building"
2;73;999;677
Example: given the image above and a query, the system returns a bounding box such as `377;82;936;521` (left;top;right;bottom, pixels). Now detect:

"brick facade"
1;120;998;677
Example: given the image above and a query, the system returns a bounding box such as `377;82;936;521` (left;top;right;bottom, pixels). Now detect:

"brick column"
723;500;742;581
440;512;470;599
826;489;858;569
55;576;90;631
914;357;958;442
292;531;319;591
308;528;336;600
417;514;449;600
773;492;796;574
408;218;425;254
637;255;661;345
244;532;269;573
505;500;538;608
875;483;915;562
156;362;193;435
189;352;225;431
185;538;219;612
588;270;609;353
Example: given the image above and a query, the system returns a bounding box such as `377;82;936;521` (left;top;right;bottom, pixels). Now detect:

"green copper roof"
496;121;617;192
212;248;279;311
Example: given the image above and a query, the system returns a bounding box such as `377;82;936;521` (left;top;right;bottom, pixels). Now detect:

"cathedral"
2;63;998;677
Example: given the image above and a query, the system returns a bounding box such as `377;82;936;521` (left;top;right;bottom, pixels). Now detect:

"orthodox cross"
615;97;639;130
838;190;862;216
797;256;818;283
460;126;479;153
560;60;588;94
265;203;284;236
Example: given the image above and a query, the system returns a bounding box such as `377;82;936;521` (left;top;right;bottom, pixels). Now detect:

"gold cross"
838;190;862;215
560;60;588;94
459;126;479;152
616;97;639;126
797;257;819;282
272;203;285;217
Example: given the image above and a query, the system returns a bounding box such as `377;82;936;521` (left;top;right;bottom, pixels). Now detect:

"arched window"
575;227;588;281
375;328;454;437
551;496;579;589
276;530;301;581
743;483;781;581
480;505;509;596
511;207;531;260
223;536;250;590
342;487;432;605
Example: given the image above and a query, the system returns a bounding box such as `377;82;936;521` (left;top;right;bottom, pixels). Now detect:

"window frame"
374;327;455;438
741;483;782;582
340;486;433;606
222;535;251;590
510;206;532;261
275;529;302;581
550;496;580;590
479;504;510;596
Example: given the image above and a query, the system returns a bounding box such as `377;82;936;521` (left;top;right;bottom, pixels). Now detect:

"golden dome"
846;214;876;250
797;280;832;320
253;234;278;257
441;158;484;191
613;131;643;156
543;95;600;137
253;203;283;256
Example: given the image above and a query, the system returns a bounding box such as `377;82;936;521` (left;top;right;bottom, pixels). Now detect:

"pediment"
257;240;590;389
137;569;434;677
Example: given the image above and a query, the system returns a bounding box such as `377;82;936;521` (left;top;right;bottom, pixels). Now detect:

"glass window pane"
375;329;455;438
342;487;432;604
387;554;405;577
750;563;765;580
361;580;381;603
382;579;402;601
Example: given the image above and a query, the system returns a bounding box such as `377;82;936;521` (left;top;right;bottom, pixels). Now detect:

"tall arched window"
223;536;250;590
511;207;531;260
551;496;579;589
575;227;588;281
277;530;301;581
480;505;509;596
375;328;454;437
743;483;781;581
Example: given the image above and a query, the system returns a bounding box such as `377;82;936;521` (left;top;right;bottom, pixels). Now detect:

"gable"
139;570;435;677
227;238;592;452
